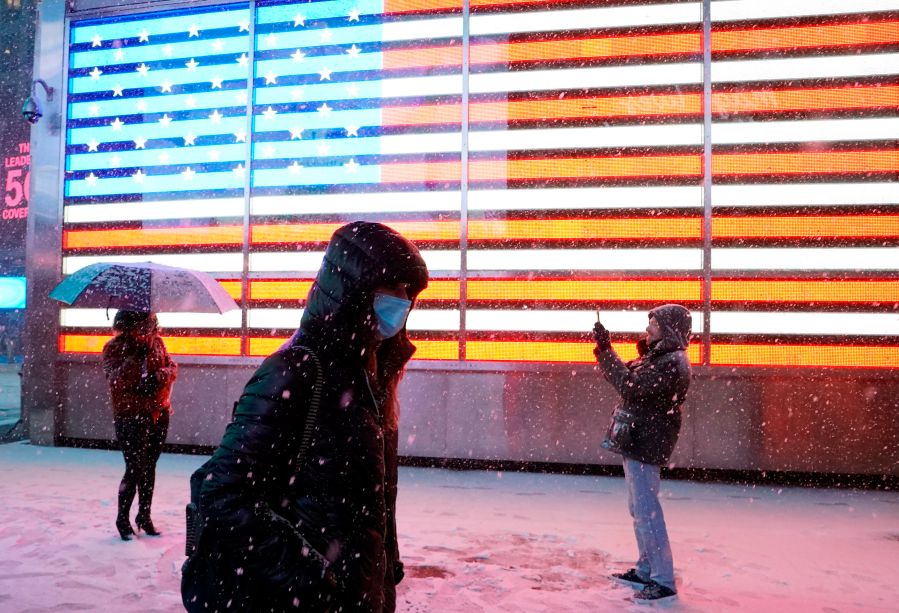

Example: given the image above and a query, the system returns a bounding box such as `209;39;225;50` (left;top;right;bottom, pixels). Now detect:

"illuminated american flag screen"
61;0;899;369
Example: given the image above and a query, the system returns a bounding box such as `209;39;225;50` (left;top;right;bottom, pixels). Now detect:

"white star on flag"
159;114;173;127
91;34;103;47
291;49;306;63
233;164;246;178
266;33;279;47
162;44;174;57
317;102;332;116
347;9;361;22
344;159;360;173
182;167;196;181
90;67;103;80
134;136;147;149
186;95;197;108
160;80;173;93
265;71;278;85
186;58;199;71
88;104;101;117
209;149;221;161
136;63;150;77
237;53;249;67
212;39;226;52
346;126;360;137
133;169;146;183
347;45;361;57
85;172;98;186
113;49;125;62
234;131;247;143
289;126;304;140
159;152;171;164
209;109;223;123
238;19;250;32
110;155;121;167
262;106;278;120
184;133;197;146
293;14;305;27
319;67;332;81
288;161;303;174
110;117;124;131
188;24;201;38
112;84;124;97
87;139;100;152
138;29;150;43
136;100;147;112
211;76;224;89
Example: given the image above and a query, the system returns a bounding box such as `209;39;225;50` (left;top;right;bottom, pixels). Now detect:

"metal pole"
702;0;713;366
459;0;470;362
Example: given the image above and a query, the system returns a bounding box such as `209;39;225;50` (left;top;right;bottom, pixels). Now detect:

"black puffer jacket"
595;304;692;466
186;222;427;612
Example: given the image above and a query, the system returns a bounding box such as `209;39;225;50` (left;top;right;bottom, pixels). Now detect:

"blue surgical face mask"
373;293;412;340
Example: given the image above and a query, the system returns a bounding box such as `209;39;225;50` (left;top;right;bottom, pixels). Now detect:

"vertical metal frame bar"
701;0;713;365
239;2;257;357
459;0;470;361
23;0;68;444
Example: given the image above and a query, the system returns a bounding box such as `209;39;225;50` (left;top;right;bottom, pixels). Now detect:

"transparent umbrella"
48;261;239;313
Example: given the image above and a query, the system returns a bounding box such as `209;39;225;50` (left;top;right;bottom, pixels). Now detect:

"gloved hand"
636;335;649;357
592;321;612;352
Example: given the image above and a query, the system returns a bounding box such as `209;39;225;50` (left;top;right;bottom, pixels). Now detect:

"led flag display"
61;0;899;368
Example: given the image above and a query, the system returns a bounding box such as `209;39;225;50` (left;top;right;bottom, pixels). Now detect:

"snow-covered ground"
0;441;896;613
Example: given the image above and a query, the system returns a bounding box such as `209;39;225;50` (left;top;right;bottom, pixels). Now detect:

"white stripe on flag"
711;311;899;336
251;191;461;215
470;124;703;151
470;63;702;95
467;249;703;271
712;248;899;271
713;118;899;145
712;0;899;22
471;3;700;36
713;54;899;83
65;199;245;224
469;186;703;210
250;250;461;273
60;308;242;329
468;309;705;333
63;253;244;275
713;183;899;207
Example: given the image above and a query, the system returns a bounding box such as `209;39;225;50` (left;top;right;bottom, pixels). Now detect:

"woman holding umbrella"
102;310;177;540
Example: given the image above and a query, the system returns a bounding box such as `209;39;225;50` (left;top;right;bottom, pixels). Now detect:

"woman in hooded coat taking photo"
182;221;428;612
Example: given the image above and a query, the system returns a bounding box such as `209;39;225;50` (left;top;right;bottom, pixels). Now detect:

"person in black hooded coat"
592;304;692;604
182;222;428;612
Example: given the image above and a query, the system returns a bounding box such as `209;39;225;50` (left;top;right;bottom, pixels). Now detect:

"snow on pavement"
0;441;896;612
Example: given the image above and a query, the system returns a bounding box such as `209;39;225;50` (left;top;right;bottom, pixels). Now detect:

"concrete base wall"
51;359;899;476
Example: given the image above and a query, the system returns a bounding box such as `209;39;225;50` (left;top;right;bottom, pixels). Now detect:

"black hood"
649;304;692;352
293;221;428;360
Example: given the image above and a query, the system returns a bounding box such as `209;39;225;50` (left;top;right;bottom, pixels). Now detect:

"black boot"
116;517;135;541
135;514;160;536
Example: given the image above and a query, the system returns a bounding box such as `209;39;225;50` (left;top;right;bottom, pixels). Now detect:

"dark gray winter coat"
184;222;428;612
595;304;692;466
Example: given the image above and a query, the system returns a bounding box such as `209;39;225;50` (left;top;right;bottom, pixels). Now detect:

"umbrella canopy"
49;262;239;314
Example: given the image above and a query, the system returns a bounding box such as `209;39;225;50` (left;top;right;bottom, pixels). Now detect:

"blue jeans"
623;457;675;590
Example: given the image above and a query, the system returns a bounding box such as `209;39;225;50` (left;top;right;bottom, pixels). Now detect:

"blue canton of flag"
65;4;252;202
